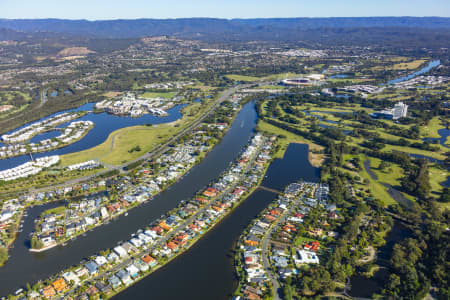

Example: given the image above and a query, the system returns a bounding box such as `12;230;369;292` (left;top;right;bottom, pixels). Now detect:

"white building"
393;102;408;119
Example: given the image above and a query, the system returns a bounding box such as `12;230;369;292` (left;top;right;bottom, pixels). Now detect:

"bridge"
257;185;282;194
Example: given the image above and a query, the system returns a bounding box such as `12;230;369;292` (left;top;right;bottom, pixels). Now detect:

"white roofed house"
114;245;128;258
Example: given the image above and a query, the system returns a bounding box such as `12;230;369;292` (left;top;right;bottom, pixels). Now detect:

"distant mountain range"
0;17;449;39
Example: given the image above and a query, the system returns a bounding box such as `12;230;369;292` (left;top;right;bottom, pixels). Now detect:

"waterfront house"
138;233;152;244
141;254;157;267
130;237;143;248
166;241;179;252
134;259;149;272
121;242;136;254
151;226;164;235
114;246;128;258
95;255;108;267
62;271;80;286
41;286;56;299
203;188;217;197
109;275;121;288
86;285;99;297
144;229;158;239
126;264;140;278
250;225;265;235
107;252;120;262
116;269;132;285
85;261;99;275
159;221;172;231
95;282;111;294
52;278;67;293
244;235;260;247
74;267;88;278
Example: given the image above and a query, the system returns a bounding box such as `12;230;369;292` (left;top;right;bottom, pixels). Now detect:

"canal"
0;101;257;296
115;143;319;300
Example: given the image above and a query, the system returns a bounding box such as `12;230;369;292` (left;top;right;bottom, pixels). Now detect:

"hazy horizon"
1;0;449;20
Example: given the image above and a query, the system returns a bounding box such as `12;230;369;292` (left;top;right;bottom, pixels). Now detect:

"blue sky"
1;0;449;19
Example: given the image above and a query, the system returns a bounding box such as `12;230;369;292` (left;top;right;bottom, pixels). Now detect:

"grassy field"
103;91;123;99
421;117;446;138
257;120;324;167
42;206;66;216
141;91;177;99
226;72;308;82
355;155;397;206
429;167;448;196
370;59;427;71
264;73;305;80
60;122;178;166
256;85;287;90
60;101;207;166
391;59;427;70
327;78;371;84
225;74;262;82
367;156;404;187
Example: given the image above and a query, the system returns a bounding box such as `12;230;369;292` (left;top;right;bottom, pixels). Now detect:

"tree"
378;160;390;171
31;236;44;249
0;247;8;265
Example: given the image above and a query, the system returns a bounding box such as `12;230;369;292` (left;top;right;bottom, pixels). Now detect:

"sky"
1;0;449;20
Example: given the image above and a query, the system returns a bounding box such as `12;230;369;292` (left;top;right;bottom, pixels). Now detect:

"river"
0;101;257;296
384;60;441;85
114;143;319;300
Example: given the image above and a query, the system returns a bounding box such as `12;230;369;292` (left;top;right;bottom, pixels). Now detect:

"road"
59;136;267;299
260;187;310;300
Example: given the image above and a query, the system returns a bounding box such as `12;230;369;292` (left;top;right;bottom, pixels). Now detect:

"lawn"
225;74;262;82
263;73;305;80
294;236;320;246
370;59;427;71
141;91;177;99
103;91;123;99
256;85;287;90
420;117;446;138
429;167;448;196
257;120;324;167
382;144;446;161
391;59;427;70
42;206;66;216
355;155;397;206
367;156;404;187
60;123;178;166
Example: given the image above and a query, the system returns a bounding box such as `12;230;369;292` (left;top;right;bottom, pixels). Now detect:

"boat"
124;212;129;216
